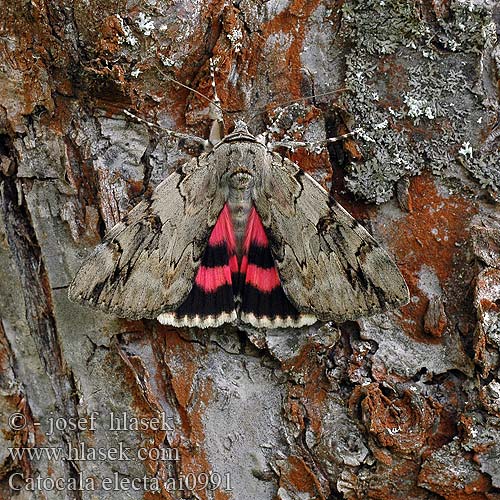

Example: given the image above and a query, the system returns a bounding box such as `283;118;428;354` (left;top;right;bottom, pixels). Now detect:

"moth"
69;111;409;329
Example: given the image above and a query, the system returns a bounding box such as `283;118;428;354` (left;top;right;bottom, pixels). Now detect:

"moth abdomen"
227;172;254;258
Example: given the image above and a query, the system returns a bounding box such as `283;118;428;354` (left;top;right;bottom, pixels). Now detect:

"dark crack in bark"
0;167;83;499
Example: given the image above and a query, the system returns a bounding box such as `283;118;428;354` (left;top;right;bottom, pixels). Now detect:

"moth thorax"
227;171;254;258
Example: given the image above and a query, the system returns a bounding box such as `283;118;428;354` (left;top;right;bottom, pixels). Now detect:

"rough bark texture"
0;1;499;499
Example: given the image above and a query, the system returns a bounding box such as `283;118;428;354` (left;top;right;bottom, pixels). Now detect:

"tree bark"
0;1;499;499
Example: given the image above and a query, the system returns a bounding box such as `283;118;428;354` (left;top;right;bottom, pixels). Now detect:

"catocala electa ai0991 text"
69;120;409;329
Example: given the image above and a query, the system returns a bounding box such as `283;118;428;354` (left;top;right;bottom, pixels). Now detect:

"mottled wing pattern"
68;155;225;319
253;154;410;323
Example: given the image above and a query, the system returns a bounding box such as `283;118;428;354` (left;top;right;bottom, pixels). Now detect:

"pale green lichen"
465;152;500;193
435;1;496;54
338;0;498;203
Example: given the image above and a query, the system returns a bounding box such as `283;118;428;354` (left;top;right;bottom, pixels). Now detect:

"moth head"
217;120;256;145
228;168;254;190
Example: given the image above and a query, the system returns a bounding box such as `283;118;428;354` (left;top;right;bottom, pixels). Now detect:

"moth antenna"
156;62;226;148
247;88;349;128
122;110;207;147
156;67;225;113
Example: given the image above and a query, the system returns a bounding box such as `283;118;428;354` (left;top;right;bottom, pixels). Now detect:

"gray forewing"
253;153;409;322
68;155;225;319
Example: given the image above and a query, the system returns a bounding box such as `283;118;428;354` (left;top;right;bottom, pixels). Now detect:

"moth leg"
268;128;363;152
208;57;224;146
151;58;225;149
